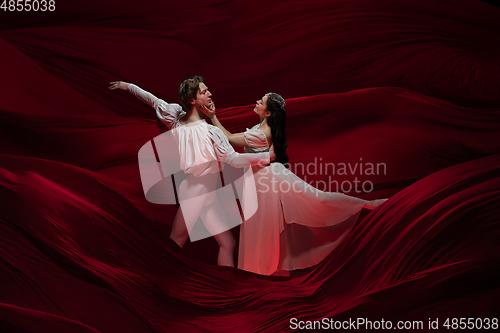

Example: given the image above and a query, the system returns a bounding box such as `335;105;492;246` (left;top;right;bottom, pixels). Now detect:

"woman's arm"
200;105;248;147
211;116;248;147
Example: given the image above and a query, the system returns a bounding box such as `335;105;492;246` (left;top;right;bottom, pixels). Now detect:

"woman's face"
254;95;270;118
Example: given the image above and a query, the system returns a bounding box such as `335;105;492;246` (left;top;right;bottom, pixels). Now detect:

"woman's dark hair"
265;93;289;167
178;76;205;111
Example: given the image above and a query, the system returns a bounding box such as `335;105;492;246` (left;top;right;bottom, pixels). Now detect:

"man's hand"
109;81;131;91
269;145;276;161
200;102;216;119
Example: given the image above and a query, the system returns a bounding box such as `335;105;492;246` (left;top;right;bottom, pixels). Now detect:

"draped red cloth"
1;0;500;331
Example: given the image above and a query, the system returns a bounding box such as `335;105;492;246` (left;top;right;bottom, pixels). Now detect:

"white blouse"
128;84;270;177
243;124;270;154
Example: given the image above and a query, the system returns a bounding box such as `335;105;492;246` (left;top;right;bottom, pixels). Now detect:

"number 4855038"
1;0;56;11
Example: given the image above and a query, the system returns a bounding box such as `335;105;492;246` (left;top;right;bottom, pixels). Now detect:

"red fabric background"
1;0;500;331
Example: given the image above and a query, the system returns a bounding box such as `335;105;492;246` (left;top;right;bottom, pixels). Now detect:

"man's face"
193;82;212;109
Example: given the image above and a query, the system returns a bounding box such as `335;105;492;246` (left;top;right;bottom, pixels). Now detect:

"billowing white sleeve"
210;127;270;168
244;127;269;149
128;84;183;129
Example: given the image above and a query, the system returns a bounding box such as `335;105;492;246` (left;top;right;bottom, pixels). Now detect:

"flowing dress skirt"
239;163;367;275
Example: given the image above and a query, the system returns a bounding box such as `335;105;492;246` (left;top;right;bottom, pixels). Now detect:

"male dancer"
110;77;273;266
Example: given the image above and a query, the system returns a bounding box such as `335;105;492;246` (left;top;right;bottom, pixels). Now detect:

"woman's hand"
200;102;216;119
109;81;131;91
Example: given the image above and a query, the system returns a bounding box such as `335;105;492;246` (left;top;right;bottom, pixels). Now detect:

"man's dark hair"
178;76;205;111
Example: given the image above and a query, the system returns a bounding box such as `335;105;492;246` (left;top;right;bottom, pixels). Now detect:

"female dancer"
201;93;387;275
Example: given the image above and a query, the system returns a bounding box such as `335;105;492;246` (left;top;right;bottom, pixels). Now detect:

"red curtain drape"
1;0;499;331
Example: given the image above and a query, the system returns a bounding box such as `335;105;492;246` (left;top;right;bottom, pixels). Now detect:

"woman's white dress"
239;124;380;275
